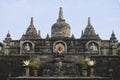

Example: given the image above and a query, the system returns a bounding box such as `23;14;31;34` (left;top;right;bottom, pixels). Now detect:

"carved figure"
24;43;30;51
55;43;64;55
90;43;98;51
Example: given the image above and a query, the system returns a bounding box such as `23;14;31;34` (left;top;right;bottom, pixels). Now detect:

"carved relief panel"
86;41;100;54
53;40;67;54
21;40;34;53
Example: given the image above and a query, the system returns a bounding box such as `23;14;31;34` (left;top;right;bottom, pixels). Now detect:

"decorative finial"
30;17;33;25
7;30;11;37
111;30;115;37
57;0;65;22
8;30;10;33
88;17;91;26
112;30;114;34
59;7;64;20
82;30;84;35
110;30;117;41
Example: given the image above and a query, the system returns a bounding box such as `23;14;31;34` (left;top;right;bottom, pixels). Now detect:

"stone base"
9;76;111;80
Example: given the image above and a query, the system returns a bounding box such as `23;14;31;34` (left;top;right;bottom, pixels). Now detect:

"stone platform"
9;76;111;80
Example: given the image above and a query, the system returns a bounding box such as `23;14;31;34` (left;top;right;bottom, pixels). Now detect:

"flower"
23;60;30;66
87;60;95;66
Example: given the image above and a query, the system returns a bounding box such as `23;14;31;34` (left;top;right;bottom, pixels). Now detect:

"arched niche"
53;40;67;53
86;41;100;54
21;40;34;52
0;42;4;55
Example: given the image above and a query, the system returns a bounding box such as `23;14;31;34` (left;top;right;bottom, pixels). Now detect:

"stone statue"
24;43;30;51
55;43;64;56
90;43;98;51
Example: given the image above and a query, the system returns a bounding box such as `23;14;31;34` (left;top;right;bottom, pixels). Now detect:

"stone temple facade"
0;7;119;58
0;7;120;79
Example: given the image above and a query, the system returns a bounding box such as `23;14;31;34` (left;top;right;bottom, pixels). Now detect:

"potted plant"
80;58;88;76
31;59;40;76
87;60;95;77
23;60;30;76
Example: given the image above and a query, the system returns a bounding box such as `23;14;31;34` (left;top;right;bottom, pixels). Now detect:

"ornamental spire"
81;17;101;40
57;7;65;21
88;17;91;26
30;17;34;26
110;30;117;41
5;30;12;41
7;30;11;37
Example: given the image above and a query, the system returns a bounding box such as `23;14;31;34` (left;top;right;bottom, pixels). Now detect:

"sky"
0;0;120;41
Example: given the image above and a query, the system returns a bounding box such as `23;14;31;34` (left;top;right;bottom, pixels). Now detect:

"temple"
0;7;120;80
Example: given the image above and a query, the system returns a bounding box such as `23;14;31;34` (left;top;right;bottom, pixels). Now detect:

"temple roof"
51;7;71;38
81;17;101;40
21;17;41;40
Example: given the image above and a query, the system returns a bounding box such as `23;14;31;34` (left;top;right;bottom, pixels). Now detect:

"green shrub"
31;60;40;70
80;58;88;69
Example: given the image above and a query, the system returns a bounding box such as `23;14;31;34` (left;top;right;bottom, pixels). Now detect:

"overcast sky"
0;0;120;41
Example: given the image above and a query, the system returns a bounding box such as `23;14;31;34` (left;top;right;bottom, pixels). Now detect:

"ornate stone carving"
24;43;31;51
89;43;98;52
55;43;65;55
51;7;71;38
81;17;100;40
23;42;33;52
21;17;41;40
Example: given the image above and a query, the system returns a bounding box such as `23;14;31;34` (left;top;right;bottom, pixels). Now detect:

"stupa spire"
58;7;64;20
81;17;101;40
5;30;12;40
88;17;91;26
110;30;117;41
7;30;11;37
51;5;71;38
30;17;34;26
